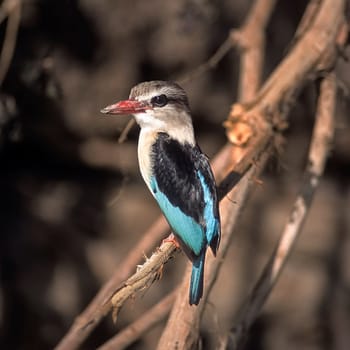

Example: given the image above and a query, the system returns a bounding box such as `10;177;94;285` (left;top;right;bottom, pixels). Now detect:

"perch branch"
228;71;337;349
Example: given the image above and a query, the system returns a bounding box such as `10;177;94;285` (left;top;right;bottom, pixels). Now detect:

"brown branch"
289;0;321;48
108;242;178;322
228;71;337;349
232;0;278;102
253;0;344;113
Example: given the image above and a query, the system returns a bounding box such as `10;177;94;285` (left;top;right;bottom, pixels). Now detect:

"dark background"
0;1;349;349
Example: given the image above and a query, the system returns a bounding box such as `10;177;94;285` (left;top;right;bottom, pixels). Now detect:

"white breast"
137;128;157;195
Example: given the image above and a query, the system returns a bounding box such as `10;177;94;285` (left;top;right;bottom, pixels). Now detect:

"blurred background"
0;0;349;349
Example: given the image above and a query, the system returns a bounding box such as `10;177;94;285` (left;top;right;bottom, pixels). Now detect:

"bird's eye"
151;94;168;107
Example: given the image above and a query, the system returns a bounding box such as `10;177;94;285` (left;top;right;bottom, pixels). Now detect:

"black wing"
151;133;220;248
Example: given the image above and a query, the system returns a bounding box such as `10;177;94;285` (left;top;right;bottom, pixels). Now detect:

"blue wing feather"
197;171;220;248
151;177;205;256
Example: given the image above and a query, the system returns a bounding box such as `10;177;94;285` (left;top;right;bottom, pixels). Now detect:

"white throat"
133;110;195;146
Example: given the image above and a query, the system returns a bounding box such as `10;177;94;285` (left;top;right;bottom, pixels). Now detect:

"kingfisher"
101;81;220;305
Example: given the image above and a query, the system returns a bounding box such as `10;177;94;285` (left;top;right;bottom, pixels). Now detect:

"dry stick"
289;0;321;48
0;0;21;85
232;0;278;103
178;36;234;85
229;72;337;350
157;0;277;348
117;118;135;144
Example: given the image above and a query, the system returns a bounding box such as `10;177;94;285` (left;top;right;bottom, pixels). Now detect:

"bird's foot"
162;233;181;248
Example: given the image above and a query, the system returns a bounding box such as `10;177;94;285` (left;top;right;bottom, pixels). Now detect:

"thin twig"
228;71;337;349
178;36;234;85
118;118;135;143
0;0;21;85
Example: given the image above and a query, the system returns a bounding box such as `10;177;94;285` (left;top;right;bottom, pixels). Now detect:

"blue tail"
189;250;205;305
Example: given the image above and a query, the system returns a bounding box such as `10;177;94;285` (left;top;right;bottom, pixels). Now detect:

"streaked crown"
130;81;190;112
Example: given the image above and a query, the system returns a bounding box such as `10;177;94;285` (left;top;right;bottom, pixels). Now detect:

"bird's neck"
139;124;195;147
134;110;196;146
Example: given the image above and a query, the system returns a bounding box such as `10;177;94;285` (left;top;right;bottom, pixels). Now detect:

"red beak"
100;99;150;115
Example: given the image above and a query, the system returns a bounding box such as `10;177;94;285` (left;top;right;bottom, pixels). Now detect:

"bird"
101;81;220;305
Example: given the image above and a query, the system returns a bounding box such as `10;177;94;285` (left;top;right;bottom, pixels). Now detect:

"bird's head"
101;81;194;143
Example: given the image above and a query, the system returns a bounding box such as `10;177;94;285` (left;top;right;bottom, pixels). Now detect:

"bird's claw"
162;233;181;248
